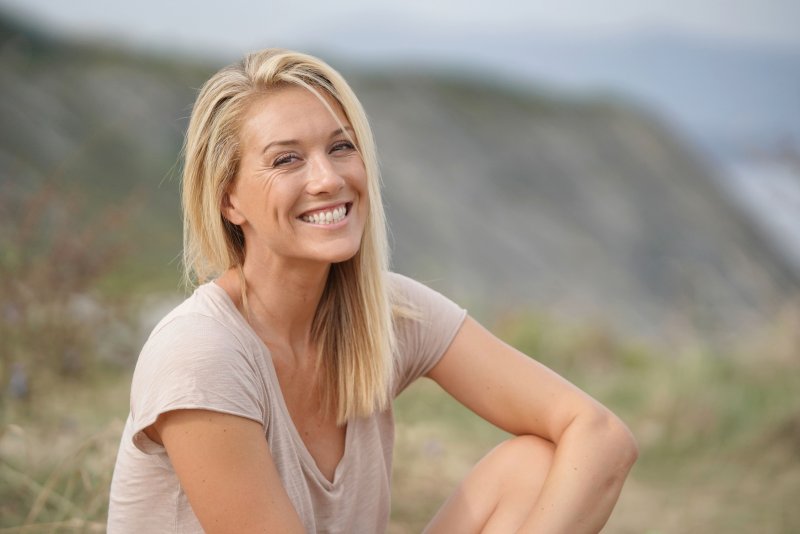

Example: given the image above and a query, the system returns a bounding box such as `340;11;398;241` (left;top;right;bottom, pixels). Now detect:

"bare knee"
424;436;554;534
473;436;554;533
491;435;554;465
461;435;554;500
487;435;554;492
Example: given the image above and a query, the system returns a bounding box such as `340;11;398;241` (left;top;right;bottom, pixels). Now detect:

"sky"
1;0;799;61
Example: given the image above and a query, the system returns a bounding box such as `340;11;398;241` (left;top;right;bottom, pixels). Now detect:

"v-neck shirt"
108;272;466;533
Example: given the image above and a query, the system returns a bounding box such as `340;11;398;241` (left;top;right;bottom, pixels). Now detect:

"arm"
427;316;638;533
149;410;305;534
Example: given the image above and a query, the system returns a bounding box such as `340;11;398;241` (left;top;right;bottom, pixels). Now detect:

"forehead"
238;85;351;148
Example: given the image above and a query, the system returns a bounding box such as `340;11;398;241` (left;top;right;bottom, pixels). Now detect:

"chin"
312;233;364;264
293;240;360;267
325;246;361;265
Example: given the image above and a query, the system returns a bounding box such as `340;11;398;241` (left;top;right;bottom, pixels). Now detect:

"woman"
108;48;637;533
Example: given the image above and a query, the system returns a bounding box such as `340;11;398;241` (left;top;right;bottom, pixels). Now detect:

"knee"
490;435;555;478
426;435;555;533
478;436;554;531
459;435;555;500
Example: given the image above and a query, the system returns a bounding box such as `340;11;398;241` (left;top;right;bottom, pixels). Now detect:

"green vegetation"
0;184;143;392
0;371;127;533
2;305;798;532
391;313;800;533
1;187;797;532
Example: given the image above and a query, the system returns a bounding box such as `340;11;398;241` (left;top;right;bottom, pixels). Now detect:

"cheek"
268;182;303;223
238;179;288;228
352;165;369;195
358;173;371;209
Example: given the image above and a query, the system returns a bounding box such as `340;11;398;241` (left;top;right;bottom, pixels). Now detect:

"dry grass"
388;309;800;533
0;372;128;533
1;312;799;533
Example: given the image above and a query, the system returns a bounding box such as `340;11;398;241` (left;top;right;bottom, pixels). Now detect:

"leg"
423;435;554;534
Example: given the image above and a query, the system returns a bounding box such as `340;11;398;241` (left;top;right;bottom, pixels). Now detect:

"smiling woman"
107;48;637;534
223;86;369;268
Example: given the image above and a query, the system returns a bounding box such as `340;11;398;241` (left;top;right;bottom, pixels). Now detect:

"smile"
299;203;350;225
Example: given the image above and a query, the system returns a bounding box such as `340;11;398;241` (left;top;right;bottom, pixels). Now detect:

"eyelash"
272;153;299;167
332;140;355;152
271;141;356;167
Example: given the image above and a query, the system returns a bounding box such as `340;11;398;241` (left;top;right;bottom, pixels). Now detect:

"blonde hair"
182;49;395;423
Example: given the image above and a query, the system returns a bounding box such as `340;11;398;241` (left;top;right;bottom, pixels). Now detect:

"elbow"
577;407;638;476
618;421;639;472
600;410;639;475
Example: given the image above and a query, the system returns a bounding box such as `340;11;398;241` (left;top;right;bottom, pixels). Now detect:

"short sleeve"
129;313;267;454
391;273;468;396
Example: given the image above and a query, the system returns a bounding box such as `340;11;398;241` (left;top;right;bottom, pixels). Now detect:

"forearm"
518;411;638;533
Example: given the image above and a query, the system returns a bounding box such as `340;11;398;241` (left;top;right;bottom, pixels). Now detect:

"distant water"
718;158;800;276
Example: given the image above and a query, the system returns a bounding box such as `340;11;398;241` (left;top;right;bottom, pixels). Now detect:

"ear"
221;189;247;226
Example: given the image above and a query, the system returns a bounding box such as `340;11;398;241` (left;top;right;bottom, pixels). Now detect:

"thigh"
423;435;554;534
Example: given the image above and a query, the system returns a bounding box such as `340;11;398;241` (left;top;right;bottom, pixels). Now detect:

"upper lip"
298;201;351;218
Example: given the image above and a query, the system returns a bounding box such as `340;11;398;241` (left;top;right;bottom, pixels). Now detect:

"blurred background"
1;1;798;532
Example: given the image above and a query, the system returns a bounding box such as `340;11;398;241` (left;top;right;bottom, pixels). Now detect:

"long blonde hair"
182;49;395;423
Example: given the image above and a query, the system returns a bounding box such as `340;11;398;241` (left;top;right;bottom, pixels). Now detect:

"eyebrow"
261;126;356;155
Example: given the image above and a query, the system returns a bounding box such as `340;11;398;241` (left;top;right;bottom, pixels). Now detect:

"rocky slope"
1;12;796;343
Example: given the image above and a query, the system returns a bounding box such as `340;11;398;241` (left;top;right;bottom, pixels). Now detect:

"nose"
306;154;345;196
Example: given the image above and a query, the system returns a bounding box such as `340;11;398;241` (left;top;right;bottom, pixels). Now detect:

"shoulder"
142;282;253;355
388;272;465;321
133;283;260;385
388;272;468;394
388;271;447;306
128;283;268;450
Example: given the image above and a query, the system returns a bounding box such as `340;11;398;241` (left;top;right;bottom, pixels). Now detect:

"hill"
1;12;796;342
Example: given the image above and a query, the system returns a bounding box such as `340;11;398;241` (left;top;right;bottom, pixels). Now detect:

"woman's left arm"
426;316;638;533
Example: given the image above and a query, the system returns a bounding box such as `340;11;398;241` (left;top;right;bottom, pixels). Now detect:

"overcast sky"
2;0;799;61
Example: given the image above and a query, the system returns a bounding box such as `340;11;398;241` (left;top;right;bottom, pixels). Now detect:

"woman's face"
223;85;369;269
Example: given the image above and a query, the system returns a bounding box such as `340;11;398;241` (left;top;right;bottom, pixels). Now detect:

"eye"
331;140;356;154
272;152;300;167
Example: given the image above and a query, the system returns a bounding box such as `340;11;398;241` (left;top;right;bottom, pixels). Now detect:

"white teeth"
301;205;347;225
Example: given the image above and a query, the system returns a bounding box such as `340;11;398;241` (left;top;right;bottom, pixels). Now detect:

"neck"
219;255;331;351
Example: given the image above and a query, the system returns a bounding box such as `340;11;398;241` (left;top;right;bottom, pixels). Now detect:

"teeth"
301;205;347;225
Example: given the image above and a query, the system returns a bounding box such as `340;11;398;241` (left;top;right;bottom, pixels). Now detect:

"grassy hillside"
3;12;797;341
2;313;798;532
1;13;211;292
1;13;798;532
353;72;799;340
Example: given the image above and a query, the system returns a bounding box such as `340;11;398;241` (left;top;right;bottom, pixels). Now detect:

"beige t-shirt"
108;273;466;533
